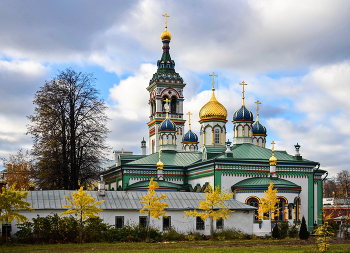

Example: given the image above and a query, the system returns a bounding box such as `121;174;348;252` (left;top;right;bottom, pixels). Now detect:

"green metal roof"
126;180;186;191
232;177;301;189
216;143;317;163
126;150;202;167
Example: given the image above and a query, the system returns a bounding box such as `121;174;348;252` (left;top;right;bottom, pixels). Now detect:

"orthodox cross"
240;81;248;105
186;111;193;130
271;141;276;153
209;72;218;90
162;13;170;30
164;98;170;118
255;100;261;119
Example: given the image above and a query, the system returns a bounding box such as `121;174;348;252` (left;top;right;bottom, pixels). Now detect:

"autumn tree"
140;178;169;232
61;187;105;243
314;222;335;252
1;149;34;190
259;182;279;231
184;184;234;236
0;185;34;239
27;68;110;190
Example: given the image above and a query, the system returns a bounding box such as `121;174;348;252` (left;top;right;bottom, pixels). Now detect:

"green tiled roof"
232;177;301;189
126;150;202;167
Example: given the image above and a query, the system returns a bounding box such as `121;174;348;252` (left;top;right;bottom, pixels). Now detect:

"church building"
101;15;326;235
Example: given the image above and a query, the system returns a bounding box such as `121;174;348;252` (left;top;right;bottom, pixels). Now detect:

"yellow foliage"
61;187;104;221
0;185;34;224
314;222;335;252
259;182;279;219
184;184;234;221
139;178;169;219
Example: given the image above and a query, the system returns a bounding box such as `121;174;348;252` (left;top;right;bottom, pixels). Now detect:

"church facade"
102;17;326;235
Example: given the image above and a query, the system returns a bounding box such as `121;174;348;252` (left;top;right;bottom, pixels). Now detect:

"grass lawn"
1;239;350;253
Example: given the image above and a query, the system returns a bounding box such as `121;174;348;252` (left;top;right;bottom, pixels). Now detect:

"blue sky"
0;0;349;177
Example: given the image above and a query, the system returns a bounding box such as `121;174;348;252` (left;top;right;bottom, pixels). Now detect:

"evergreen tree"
272;223;280;239
299;216;309;240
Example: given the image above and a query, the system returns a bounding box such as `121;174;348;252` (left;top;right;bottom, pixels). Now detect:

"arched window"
170;96;177;113
275;198;286;221
214;129;220;144
288;203;294;220
152;140;155;154
295;198;301;221
247;198;259;221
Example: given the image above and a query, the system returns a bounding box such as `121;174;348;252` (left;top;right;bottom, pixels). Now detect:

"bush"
213;228;246;240
272;223;280;239
162;228;186;241
299;216;309;240
278;222;289;239
288;224;299;238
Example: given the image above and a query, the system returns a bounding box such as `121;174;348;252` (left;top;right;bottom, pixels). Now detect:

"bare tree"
27;68;110;190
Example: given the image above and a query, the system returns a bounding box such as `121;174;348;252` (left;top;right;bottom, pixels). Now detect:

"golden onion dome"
156;160;164;170
269;154;277;166
160;30;172;41
199;91;227;120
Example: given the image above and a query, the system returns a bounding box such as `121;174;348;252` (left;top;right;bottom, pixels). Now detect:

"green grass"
1;240;350;253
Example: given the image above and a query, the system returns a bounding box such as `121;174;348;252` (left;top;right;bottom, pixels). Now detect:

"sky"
0;0;349;177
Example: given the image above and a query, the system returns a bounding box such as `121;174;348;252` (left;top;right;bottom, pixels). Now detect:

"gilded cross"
164;98;170;118
255;100;261;117
186;111;193;130
209;72;218;90
271;141;276;152
162;13;170;30
240;81;248;105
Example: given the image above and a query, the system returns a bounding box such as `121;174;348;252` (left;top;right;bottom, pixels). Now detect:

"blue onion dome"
159;118;176;132
233;105;254;122
252;121;267;135
182;130;198;143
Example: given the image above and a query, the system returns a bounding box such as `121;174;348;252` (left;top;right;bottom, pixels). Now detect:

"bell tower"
147;14;186;154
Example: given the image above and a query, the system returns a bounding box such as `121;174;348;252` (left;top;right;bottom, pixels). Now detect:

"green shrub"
162;228;186;241
213;228;245;240
288;224;299;238
278;222;289;239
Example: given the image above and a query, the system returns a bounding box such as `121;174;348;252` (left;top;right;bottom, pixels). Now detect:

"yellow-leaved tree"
0;185;34;239
259;182;279;231
184;184;234;236
140;178;169;232
61;187;105;243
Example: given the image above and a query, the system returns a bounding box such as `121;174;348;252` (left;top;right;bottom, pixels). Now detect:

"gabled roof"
23;190;256;211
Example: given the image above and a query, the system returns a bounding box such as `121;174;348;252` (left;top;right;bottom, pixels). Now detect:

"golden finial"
186;111;193;130
164;98;170;119
160;14;172;41
255;100;261;120
239;81;248;105
156;150;164;170
162;13;170;30
121;148;124;154
269;141;277;165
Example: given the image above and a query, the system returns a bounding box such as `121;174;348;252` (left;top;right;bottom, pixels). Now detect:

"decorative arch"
294;197;301;221
275;196;288;221
246;196;260;220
